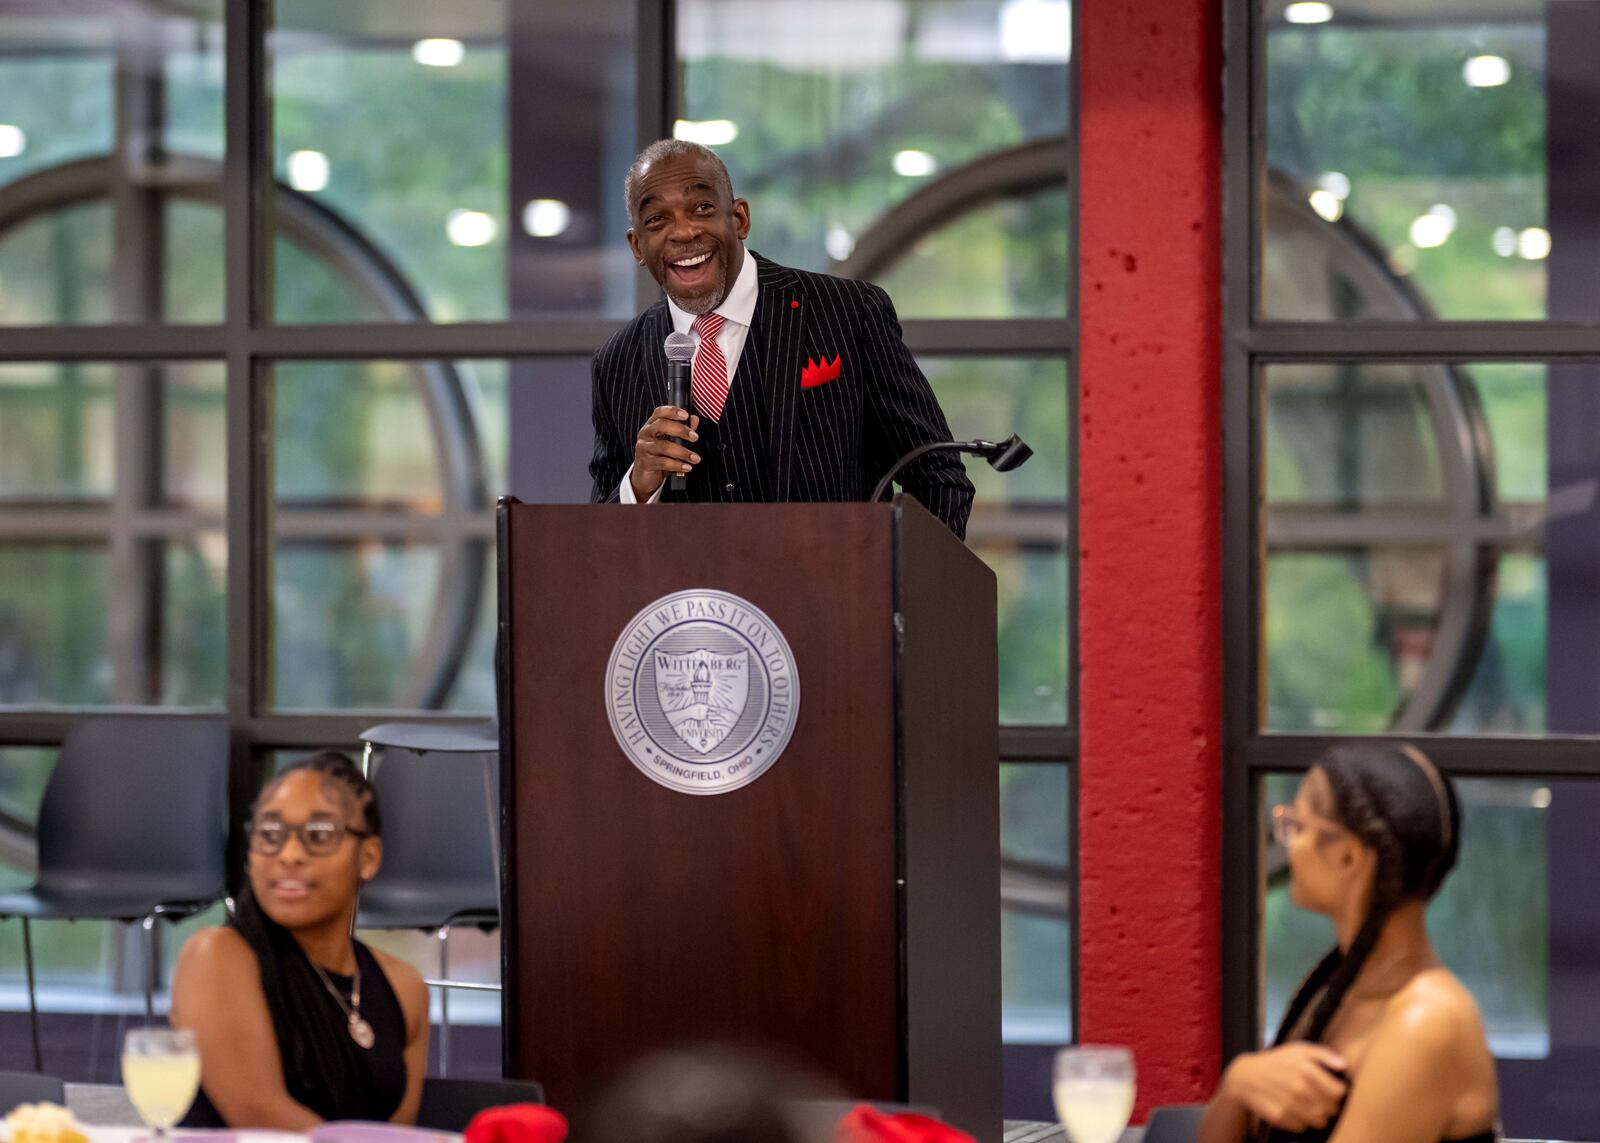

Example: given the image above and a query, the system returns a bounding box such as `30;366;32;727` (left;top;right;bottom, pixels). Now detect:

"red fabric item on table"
834;1104;976;1142
463;1103;569;1143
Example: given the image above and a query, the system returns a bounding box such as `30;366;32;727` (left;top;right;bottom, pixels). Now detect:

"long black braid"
232;751;388;1122
1271;742;1462;1049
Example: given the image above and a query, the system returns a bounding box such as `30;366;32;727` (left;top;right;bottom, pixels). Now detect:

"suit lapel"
638;301;670;423
751;253;804;501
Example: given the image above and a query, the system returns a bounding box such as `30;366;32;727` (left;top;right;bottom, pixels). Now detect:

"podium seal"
606;589;800;795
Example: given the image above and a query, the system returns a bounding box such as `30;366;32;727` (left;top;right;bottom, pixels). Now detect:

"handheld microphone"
663;332;696;493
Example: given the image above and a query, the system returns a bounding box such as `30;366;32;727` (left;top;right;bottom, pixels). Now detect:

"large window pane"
0;361;225;709
1257;1;1588;322
0;363;114;500
1002;762;1072;1044
1261;361;1559;735
678;0;1071;317
270;2;637;322
1258;772;1600;1137
0;5;224;326
1261;772;1548;1055
270;359;523;713
924;357;1069;723
874;189;1070;319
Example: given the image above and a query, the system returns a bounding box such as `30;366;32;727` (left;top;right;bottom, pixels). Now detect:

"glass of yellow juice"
122;1028;201;1138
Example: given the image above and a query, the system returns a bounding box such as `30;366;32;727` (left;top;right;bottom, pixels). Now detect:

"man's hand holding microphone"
629;330;701;502
629;406;701;501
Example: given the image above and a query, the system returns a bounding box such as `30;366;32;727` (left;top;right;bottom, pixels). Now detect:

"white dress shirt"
619;245;759;504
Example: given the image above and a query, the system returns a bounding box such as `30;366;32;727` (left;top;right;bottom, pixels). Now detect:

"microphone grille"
664;332;696;362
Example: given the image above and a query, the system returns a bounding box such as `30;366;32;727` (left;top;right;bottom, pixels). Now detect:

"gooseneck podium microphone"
663;332;696;493
870;433;1034;503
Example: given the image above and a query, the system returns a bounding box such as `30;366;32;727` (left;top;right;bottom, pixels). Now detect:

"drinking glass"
1053;1045;1136;1143
122;1028;201;1137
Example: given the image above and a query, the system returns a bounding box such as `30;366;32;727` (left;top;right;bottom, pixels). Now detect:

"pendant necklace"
312;953;376;1049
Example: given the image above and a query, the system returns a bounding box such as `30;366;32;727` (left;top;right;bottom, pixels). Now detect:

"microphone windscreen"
664;332;696;362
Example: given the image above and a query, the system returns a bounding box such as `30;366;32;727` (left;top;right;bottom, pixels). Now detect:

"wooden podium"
496;496;1000;1141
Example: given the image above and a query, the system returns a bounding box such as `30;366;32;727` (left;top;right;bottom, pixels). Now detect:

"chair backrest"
35;716;228;904
1143;1104;1206;1143
366;748;498;894
0;1068;66;1111
415;1076;546;1132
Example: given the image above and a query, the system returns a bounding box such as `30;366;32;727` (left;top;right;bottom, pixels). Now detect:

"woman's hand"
1222;1044;1349;1133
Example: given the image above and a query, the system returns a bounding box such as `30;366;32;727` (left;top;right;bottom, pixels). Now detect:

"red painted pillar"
1076;0;1224;1117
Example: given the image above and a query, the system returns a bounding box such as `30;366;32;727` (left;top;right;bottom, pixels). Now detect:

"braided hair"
232;751;389;1121
1271;742;1461;1048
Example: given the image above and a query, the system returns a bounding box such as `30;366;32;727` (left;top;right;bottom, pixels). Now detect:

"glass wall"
0;0;1074;1090
678;2;1075;1046
1233;3;1600;1136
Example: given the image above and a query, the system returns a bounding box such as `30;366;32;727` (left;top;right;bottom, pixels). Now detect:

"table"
1004;1126;1143;1143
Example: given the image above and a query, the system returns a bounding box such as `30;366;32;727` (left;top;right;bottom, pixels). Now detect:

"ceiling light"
286;150;329;192
0;125;25;159
1284;3;1334;24
672;119;738;146
1409;213;1452;249
1463;55;1511;88
522;199;572;238
999;0;1071;62
1308;190;1343;222
412;38;465;67
893;149;937;177
1518;227;1551;260
446;209;498;247
1316;171;1351;200
1491;227;1517;257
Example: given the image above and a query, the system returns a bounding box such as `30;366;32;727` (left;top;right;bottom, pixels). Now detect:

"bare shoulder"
1376;968;1487;1057
171;926;264;1028
175;926;257;978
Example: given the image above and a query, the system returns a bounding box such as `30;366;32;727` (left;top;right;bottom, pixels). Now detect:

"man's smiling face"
627;152;750;315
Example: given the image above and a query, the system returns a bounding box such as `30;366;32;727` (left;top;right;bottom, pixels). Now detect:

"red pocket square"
801;355;842;389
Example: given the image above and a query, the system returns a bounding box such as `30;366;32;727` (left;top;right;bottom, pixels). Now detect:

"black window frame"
0;0;1079;1038
1221;0;1600;1060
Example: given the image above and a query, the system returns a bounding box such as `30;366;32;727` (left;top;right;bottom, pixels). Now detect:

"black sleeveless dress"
183;941;408;1126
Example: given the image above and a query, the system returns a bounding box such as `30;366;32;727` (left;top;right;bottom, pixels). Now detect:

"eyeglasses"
1270;804;1345;847
248;819;371;857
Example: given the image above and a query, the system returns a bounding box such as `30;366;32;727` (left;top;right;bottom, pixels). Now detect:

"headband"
1400;743;1452;852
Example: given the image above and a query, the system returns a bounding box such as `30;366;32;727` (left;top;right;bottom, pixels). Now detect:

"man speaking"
589;140;975;539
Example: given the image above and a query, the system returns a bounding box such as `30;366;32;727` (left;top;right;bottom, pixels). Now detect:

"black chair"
1143;1104;1205;1143
0;1068;65;1111
0;717;228;1072
355;744;499;1076
416;1076;545;1132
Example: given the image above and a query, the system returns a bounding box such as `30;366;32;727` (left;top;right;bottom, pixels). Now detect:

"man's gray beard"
667;266;727;315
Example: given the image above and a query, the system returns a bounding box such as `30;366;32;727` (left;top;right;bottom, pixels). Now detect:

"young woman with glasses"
1200;742;1500;1143
170;751;428;1128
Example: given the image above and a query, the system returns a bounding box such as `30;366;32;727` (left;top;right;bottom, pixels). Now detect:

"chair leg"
481;755;501;904
21;918;41;1072
438;926;451;1078
142;915;158;1022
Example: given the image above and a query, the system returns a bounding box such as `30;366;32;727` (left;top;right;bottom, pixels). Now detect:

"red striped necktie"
690;311;730;423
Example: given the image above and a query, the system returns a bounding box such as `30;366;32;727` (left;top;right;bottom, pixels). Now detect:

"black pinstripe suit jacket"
589;253;976;539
